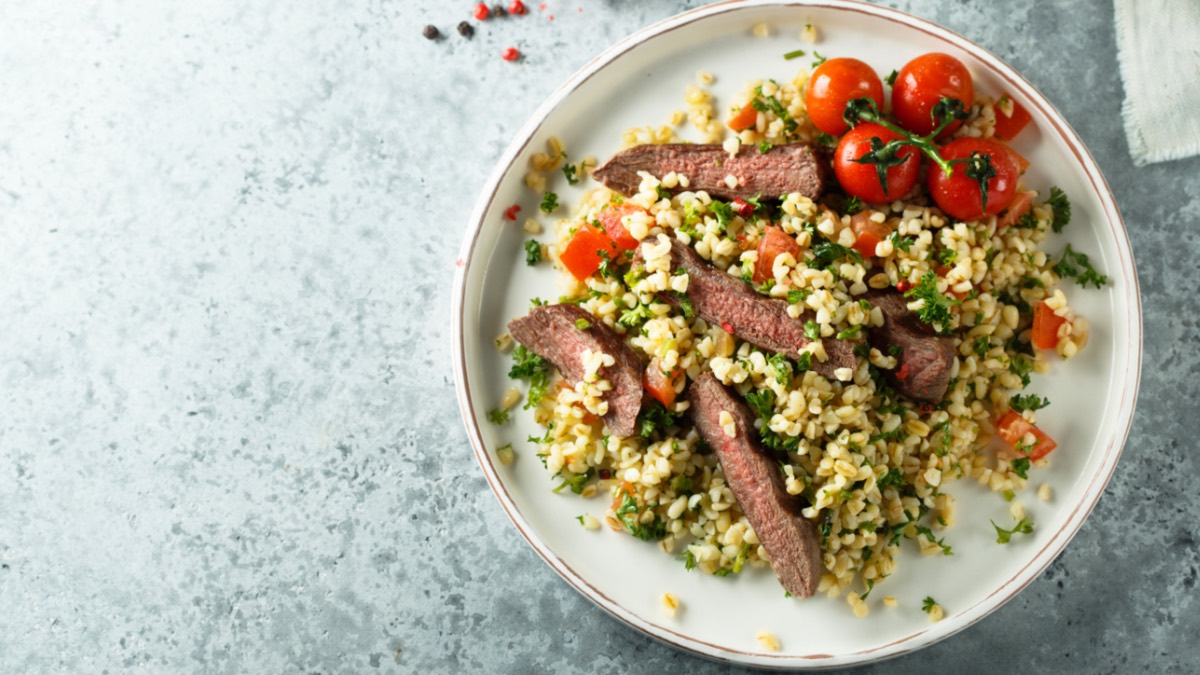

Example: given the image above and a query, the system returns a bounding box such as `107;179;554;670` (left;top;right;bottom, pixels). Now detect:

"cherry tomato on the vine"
927;138;1019;221
804;58;884;136
892;53;974;137
833;122;921;204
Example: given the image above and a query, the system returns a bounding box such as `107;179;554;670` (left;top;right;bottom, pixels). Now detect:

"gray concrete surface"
2;0;1197;672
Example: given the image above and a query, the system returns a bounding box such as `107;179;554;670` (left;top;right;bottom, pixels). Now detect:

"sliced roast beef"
507;304;644;438
863;290;955;402
687;372;820;598
592;143;829;201
634;238;858;380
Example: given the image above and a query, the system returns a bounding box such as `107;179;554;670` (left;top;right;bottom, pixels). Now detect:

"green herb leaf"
487;408;510;425
885;69;898;86
803;320;820;340
540;191;559;214
509;345;552;409
991;516;1034;544
922;596;938;613
1010;457;1031;479
836;325;862;340
1052;244;1108;289
562;163;579;186
1046;186;1071;233
708;199;735;232
768;353;792;384
1010;394;1050;412
783;48;806;60
574;318;592;330
903;271;960;333
972;336;990;359
524;240;542;265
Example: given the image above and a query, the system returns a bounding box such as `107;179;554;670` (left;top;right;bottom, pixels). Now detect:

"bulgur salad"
488;49;1108;615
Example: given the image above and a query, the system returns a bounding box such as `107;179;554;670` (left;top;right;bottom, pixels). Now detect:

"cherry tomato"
753;225;800;284
892;53;974;137
927;138;1019;221
833;123;921;204
849;212;892;258
804;58;884;136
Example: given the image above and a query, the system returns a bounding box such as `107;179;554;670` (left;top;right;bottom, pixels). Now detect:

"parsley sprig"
991;516;1034;544
1052;244;1108;289
903;271;960;333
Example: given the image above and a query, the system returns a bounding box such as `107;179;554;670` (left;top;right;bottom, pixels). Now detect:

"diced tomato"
1031;301;1066;350
997;190;1036;228
753;225;800;284
727;104;758;132
896;279;912;293
1004;143;1030;174
610;480;636;511
895;362;911;380
996;409;1057;460
993;94;1033;141
720;321;734;333
560;222;619;281
732;197;755;218
643;357;683;408
850;212;892;258
597;203;645;251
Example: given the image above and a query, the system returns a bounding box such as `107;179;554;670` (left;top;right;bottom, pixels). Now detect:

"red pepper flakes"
503;204;521;220
473;2;490;20
895;279;912;293
721;321;734;334
501;47;520;62
598;468;612;480
895;362;911;380
732;197;754;218
508;0;527;15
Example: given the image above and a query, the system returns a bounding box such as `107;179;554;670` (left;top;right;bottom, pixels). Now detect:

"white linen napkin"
1115;0;1200;165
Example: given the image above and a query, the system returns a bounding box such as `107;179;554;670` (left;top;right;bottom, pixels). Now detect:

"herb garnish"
1010;457;1031;479
540;191;558;214
1010;394;1050;412
783;48;806;60
991;517;1034;544
524;240;542;265
562;163;579;186
509;345;552;408
1052;244;1108;289
903;271;960;333
1046;186;1070;232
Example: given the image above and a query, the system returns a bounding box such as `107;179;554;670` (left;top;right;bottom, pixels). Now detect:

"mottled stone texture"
0;0;1195;672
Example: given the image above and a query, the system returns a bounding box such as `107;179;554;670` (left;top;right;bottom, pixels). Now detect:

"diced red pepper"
895;362;911;380
727;104;758;132
503;204;521;221
610;480;635;511
996;409;1057;460
1031;301;1066;350
560;222;619;281
597;203;646;251
732;197;755;218
994;94;1033;141
643;357;683;408
896;279;912;293
753;225;800;284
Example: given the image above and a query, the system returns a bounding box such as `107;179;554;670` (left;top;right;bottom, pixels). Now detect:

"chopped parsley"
683;549;697;570
795;351;812;372
816;132;837;148
1052;244;1109;289
972;336;990;359
903;271;959;333
888;230;915;252
540;191;559;214
574;318;592;330
637;399;682;439
751;82;798;133
758;140;774;154
885;69;898;86
935;248;958;266
1010;394;1050;412
675;293;696;319
922;596;938;614
803;320;821;340
914;525;953;555
553;467;595;494
615;494;667;541
487;408;510;425
836;325;862;340
787;289;811;304
1008;354;1034;388
783;48;806;60
669;474;694;495
562;163;579;185
524;240;542;265
1010;457;1031;479
878;468;906;488
617;303;654;331
768;353;792;384
991;516;1034;544
509;345;552;409
1046;186;1071;233
708;199;735;232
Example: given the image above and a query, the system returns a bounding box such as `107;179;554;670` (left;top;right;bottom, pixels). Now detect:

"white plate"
451;0;1141;668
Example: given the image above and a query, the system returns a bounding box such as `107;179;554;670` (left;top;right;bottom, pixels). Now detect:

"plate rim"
451;0;1142;667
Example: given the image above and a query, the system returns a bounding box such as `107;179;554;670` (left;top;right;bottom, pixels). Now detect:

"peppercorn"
508;0;527;15
422;24;440;40
492;3;507;17
456;21;474;38
501;47;520;62
472;2;490;20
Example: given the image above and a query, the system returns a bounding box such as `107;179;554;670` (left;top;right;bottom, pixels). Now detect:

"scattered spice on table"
509;0;528;15
422;25;440;40
491;3;507;17
473;2;490;20
456;21;474;38
502;47;521;62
